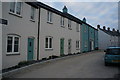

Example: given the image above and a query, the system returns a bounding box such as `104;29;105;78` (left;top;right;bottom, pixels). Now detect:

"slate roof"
98;27;120;37
26;2;98;31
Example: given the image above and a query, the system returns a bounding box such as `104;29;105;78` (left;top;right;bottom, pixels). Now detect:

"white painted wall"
98;28;119;49
2;2;38;69
0;1;2;79
39;8;81;59
98;29;111;50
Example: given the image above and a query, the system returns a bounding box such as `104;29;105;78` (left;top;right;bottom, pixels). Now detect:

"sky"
37;0;119;30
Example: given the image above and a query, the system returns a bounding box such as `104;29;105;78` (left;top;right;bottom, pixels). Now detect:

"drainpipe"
37;7;40;60
88;26;89;52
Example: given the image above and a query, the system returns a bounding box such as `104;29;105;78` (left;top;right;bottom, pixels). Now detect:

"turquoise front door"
27;38;34;61
60;38;64;56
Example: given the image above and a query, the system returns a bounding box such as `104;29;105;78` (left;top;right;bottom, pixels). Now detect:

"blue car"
104;47;120;66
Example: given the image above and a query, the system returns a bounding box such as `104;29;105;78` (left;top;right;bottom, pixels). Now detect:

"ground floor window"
45;36;53;49
7;35;20;54
76;40;80;49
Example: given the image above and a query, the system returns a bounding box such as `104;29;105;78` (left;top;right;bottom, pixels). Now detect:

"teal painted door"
27;38;34;61
60;38;64;56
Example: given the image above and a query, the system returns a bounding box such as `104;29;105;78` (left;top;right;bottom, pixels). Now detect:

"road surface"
6;51;119;78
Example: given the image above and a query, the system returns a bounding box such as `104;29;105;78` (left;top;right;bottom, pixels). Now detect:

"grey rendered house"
97;25;120;50
2;2;82;69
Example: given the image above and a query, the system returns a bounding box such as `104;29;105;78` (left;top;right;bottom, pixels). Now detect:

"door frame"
60;38;64;56
27;37;35;61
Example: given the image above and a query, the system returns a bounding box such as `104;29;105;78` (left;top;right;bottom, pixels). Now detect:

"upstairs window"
47;11;52;23
7;35;20;54
30;6;35;20
10;2;22;15
60;16;64;27
68;19;71;29
76;23;80;32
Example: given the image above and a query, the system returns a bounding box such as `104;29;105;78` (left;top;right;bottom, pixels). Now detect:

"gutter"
37;7;41;60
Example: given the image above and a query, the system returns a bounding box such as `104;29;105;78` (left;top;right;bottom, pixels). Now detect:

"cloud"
37;1;118;29
37;0;119;2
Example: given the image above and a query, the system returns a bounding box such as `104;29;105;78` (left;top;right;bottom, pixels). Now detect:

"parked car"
104;47;120;66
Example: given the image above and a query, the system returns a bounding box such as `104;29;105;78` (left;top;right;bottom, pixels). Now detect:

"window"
76;41;80;49
60;16;64;26
76;23;80;32
45;37;53;49
47;11;52;23
7;35;20;54
30;6;35;20
84;26;87;32
85;42;87;47
10;2;22;15
68;19;71;29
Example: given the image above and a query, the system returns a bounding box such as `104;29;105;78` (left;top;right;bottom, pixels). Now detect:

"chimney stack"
107;27;110;31
113;28;115;32
97;25;100;29
62;6;68;13
117;30;119;33
103;26;106;30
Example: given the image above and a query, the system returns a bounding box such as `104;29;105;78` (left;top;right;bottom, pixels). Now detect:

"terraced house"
81;18;98;53
1;2;98;69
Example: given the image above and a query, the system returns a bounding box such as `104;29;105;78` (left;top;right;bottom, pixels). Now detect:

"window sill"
76;48;80;50
9;12;22;18
47;21;53;24
6;52;20;56
61;25;65;28
45;48;53;51
30;19;35;22
68;28;72;30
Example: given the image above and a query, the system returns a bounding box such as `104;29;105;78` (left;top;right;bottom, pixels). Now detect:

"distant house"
97;25;120;50
81;18;98;52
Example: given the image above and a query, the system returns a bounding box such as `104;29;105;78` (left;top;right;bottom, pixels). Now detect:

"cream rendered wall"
2;2;38;69
0;1;2;79
39;8;80;59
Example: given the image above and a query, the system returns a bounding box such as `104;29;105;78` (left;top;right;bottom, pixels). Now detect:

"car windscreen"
106;48;120;55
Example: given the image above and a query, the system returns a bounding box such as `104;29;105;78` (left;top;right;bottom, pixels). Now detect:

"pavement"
2;51;119;78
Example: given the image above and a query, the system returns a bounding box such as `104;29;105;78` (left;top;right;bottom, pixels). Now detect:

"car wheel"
105;62;109;66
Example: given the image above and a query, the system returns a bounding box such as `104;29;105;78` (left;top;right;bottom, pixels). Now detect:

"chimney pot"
97;25;100;28
113;28;115;31
107;27;110;31
103;26;106;30
117;30;119;33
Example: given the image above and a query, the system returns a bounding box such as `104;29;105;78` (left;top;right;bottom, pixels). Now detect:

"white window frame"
6;35;20;54
47;11;52;23
76;23;80;32
9;1;22;16
45;36;53;49
30;6;35;21
76;40;80;49
60;16;64;27
68;19;72;29
85;42;87;48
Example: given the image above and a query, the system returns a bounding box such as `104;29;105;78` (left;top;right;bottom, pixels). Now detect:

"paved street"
7;51;119;78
